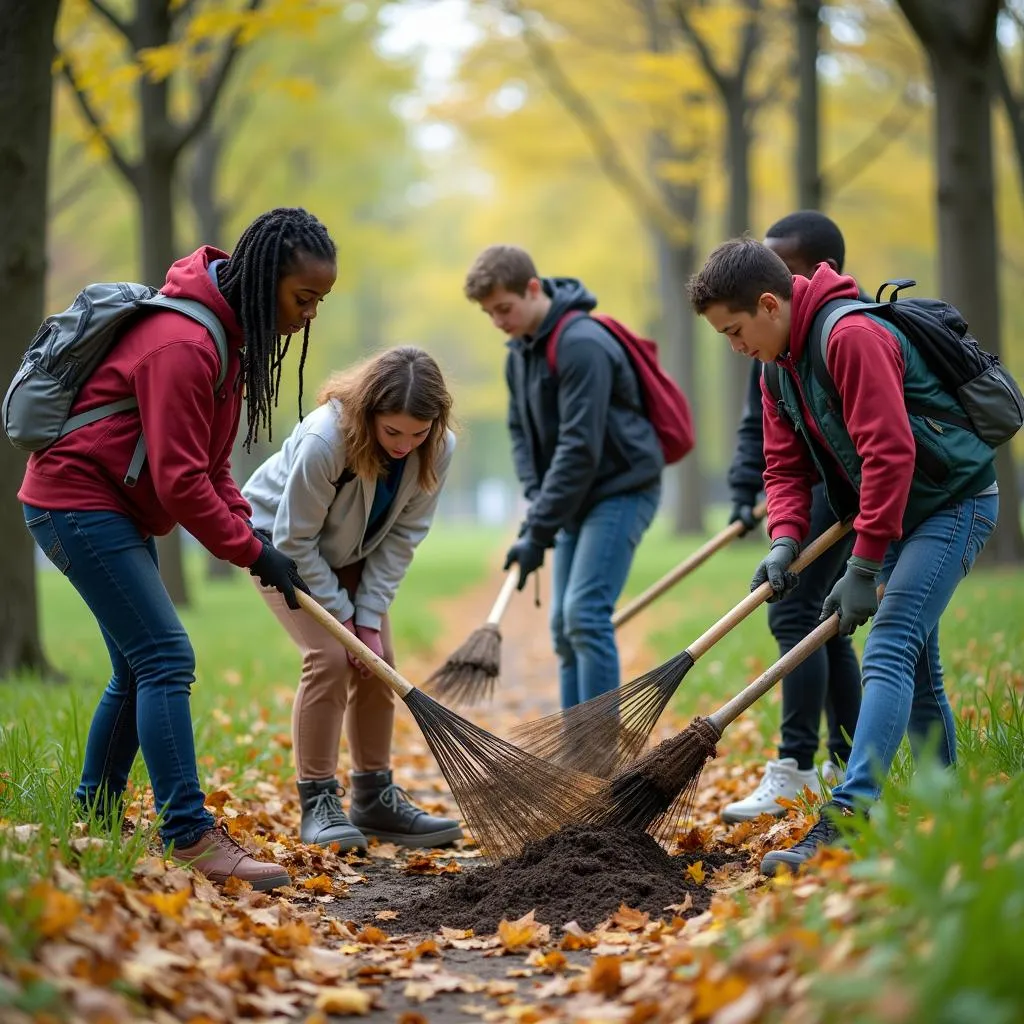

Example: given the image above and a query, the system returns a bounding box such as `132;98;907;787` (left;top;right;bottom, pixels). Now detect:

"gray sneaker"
296;778;368;851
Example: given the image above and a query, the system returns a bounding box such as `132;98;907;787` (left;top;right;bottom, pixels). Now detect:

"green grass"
3;513;1024;1021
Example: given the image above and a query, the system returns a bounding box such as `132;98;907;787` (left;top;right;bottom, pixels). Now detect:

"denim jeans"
831;494;998;812
769;483;861;770
550;483;661;709
24;505;214;848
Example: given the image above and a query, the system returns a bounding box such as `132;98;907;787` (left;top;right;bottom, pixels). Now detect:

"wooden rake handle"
687;519;853;662
708;583;884;734
295;590;413;698
611;501;767;629
487;570;520;626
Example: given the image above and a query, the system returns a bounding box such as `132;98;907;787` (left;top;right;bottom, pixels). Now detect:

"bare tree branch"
736;0;764;82
85;0;133;42
502;1;686;235
58;56;137;188
669;0;727;93
822;86;920;196
173;0;264;158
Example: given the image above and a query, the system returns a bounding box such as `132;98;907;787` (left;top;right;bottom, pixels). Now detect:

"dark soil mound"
391;824;737;934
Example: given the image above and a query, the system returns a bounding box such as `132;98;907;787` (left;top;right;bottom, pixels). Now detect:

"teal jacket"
763;267;995;563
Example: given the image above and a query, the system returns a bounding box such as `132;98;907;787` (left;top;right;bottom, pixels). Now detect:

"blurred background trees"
3;0;1024;668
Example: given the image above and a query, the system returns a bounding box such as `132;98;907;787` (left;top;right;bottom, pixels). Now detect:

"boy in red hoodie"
688;237;998;875
19;208;336;890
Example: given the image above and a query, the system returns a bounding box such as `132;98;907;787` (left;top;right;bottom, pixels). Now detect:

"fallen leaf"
355;925;388;945
28;883;81;939
530;950;568;974
665;893;694;915
440;925;473;940
375;909;399;921
403;939;441;961
588;955;623;996
692;972;747;1017
612;904;650;932
498;910;540;951
560;920;598;950
302;874;335;893
141;888;190;920
315;986;372;1015
687;861;706;885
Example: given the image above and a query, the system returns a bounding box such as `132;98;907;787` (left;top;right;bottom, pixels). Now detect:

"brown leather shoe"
171;826;290;891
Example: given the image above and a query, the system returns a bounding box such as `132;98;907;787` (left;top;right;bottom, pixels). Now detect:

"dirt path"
324;565;698;1023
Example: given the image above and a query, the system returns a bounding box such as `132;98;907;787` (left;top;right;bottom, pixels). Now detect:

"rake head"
576;715;721;843
402;687;604;860
423;624;502;706
509;650;695;779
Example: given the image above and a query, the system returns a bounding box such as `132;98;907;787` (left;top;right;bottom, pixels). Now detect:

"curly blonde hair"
316;346;453;492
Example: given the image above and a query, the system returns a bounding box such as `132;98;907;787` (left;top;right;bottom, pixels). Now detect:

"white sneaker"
722;758;820;824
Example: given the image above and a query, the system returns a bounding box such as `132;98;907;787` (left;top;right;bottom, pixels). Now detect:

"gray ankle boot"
349;770;463;848
296;778;367;851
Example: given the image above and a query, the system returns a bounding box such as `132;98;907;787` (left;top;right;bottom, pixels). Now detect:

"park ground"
2;516;1023;1023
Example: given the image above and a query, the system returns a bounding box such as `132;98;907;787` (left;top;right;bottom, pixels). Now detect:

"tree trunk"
930;51;1024;563
654;231;704;534
136;0;192;604
723;85;755;420
0;0;62;679
795;0;822;209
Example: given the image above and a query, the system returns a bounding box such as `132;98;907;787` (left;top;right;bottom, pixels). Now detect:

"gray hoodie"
242;399;454;628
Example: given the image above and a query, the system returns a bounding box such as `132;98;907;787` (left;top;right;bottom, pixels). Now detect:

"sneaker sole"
303;832;368;852
721;805;787;825
358;826;464;849
250;870;293;892
759;854;804;878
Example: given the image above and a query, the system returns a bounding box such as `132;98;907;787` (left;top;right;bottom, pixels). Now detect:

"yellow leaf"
29;883;81;939
560;920;597;950
687;860;706;885
302;874;334;893
355;925;388;945
141;888;190;920
692;973;747;1017
314;986;372;1015
533;950;567;974
498;910;539;951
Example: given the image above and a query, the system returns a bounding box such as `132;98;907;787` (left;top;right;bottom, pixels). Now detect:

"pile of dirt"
389;824;737;934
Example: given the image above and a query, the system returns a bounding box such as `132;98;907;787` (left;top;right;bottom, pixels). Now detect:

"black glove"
751;537;800;602
250;539;310;610
820;556;882;636
504;536;545;591
728;500;760;537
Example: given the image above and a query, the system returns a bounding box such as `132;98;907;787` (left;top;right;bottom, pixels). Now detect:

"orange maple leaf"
498;911;539;951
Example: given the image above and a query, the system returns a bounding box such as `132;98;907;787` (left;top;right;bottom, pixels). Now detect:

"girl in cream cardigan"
243;346;460;850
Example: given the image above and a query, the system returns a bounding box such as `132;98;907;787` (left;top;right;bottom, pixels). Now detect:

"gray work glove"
751;537;800;603
820;556;882;636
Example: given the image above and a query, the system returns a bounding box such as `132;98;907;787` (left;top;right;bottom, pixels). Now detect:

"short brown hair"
687;237;794;315
317;346;454;492
464;245;538;301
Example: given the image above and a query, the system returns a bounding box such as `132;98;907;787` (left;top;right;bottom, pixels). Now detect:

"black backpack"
763;279;1024;447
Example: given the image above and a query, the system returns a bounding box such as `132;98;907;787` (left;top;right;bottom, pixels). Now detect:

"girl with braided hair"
243;346;463;850
20;207;337;890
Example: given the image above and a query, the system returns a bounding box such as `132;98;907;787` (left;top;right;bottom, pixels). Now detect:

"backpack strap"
336;467;356;491
545;311;587;374
139;294;230;391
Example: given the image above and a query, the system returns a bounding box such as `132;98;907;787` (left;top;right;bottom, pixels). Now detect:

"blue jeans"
831;494;998;812
550;484;661;709
769;483;861;770
24;506;214;848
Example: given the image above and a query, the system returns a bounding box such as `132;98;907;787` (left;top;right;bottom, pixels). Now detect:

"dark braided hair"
218;207;336;449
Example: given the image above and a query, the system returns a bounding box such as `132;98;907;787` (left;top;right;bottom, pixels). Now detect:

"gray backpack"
3;282;227;486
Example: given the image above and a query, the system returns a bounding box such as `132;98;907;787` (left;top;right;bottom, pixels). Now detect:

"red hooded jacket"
19;246;263;568
761;265;917;563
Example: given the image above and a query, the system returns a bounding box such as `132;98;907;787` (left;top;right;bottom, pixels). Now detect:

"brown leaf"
440;925;473;940
530;950;568;974
612;905;650;932
355;925;388;945
588;955;623;996
665;893;694;915
403;853;440;874
375;909;400;921
403;939;441;961
28;882;81;939
397;1014;430;1024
